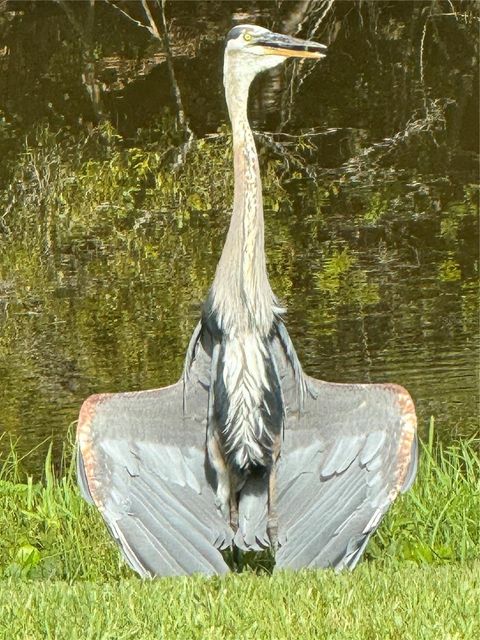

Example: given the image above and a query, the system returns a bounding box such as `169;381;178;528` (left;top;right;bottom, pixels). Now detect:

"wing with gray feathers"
272;334;418;570
76;337;234;577
77;320;417;575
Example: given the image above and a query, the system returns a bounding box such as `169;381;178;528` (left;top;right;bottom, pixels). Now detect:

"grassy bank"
0;425;479;638
0;563;478;640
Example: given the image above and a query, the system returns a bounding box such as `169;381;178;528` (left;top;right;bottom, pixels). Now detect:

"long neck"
210;57;275;336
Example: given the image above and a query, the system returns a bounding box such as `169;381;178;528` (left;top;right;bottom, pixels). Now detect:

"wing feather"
274;372;418;571
77;341;233;577
360;431;388;465
77;324;417;576
235;474;269;550
320;434;366;478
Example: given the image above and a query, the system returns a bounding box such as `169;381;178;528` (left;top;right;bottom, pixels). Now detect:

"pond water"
1;170;477;472
0;2;478;472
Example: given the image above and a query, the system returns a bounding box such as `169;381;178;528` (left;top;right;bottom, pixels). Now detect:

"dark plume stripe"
225;25;246;43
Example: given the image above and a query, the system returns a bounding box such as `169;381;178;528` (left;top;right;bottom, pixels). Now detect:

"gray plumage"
77;25;417;577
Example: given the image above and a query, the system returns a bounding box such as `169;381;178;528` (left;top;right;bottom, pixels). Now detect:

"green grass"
0;422;478;639
0;563;478;640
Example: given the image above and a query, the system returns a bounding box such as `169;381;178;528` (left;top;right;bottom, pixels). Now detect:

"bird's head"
224;24;326;79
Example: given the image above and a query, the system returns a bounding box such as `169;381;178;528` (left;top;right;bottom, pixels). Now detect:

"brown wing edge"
385;383;418;498
76;393;112;510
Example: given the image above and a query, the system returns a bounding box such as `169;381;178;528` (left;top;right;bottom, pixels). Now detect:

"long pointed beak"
256;32;327;59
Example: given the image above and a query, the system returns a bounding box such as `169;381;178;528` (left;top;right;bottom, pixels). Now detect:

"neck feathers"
210;56;277;337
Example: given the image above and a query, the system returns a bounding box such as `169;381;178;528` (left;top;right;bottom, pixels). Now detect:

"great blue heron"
77;25;417;577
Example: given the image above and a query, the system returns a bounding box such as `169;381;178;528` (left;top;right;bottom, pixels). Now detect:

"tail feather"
234;472;269;550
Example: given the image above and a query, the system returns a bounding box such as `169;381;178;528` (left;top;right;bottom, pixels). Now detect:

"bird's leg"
229;480;241;571
267;439;281;550
206;342;234;521
267;467;278;550
206;433;244;572
228;473;245;572
229;479;239;533
206;430;231;521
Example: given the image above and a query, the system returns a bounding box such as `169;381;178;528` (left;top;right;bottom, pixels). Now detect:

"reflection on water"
0;174;477;471
0;1;478;471
274;178;478;441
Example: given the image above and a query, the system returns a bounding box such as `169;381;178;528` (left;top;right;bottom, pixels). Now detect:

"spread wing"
77;320;418;576
272;331;418;570
76;328;234;577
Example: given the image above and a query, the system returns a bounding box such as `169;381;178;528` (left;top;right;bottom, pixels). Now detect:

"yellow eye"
243;32;252;42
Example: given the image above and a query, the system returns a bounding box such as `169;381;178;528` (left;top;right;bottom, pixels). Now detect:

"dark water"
1;173;477;468
0;1;478;471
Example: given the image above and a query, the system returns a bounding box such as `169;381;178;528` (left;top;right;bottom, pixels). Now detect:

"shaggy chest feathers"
212;329;284;472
